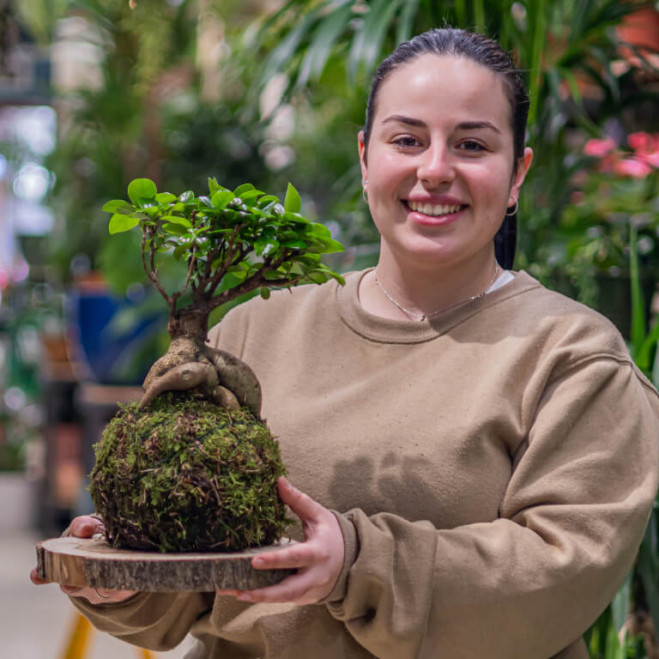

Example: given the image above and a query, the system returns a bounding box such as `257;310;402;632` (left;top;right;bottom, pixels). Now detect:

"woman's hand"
219;477;345;606
30;515;138;605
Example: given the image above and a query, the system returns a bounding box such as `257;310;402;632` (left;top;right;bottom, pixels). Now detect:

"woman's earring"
362;179;368;204
505;199;518;217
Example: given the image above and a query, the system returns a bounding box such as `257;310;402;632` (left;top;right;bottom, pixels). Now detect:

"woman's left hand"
218;477;345;605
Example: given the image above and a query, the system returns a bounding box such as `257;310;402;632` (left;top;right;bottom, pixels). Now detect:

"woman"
32;28;659;658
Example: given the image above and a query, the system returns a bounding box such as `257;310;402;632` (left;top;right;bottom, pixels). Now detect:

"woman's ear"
358;130;368;181
509;147;533;205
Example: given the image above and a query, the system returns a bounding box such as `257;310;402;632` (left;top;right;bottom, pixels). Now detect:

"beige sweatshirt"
72;270;659;659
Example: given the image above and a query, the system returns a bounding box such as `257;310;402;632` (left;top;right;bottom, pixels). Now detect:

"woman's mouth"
407;200;465;216
404;200;467;223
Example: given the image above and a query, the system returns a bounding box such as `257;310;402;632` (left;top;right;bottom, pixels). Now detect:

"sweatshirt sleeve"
326;358;659;659
68;591;212;651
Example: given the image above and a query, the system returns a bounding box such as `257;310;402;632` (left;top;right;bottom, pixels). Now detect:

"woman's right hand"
29;514;138;605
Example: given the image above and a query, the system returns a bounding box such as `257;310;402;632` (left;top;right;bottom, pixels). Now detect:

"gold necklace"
373;264;500;322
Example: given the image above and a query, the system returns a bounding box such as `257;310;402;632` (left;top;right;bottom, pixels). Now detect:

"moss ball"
90;393;288;552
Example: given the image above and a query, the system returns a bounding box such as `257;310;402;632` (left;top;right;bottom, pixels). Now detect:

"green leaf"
102;200;134;214
257;194;280;207
127;178;157;205
284;183;302;213
208;177;220;196
260;287;271;299
260;6;322;90
109;214;140;234
160;215;193;228
221;271;247;290
282;239;307;249
163;223;189;235
234;183;256;196
312;237;345;254
296;0;352;88
396;0;419;43
179;190;194;203
610;572;632;633
155;192;177;204
238;189;263;203
347;0;399;81
307;222;332;239
211;190;235;209
199;196;213;208
255;239;280;257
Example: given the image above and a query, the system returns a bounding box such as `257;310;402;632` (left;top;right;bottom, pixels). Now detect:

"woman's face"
359;54;532;270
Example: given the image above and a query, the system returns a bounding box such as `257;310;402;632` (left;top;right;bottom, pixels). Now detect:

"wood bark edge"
36;536;295;592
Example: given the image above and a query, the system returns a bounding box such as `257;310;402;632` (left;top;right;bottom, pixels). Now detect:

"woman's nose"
417;144;454;186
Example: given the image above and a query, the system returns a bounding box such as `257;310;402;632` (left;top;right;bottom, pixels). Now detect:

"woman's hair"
362;28;530;268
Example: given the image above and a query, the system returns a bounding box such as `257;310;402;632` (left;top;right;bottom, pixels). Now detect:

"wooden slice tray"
36;535;296;592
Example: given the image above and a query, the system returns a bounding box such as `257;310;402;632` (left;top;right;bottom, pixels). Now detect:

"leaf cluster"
103;178;345;319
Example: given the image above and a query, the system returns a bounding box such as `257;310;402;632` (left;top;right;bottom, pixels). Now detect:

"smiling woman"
34;27;659;659
357;37;532;320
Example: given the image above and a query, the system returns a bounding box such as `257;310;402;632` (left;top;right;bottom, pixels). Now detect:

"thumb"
278;477;323;523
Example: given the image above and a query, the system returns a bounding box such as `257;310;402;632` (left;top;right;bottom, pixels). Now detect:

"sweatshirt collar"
335;268;542;344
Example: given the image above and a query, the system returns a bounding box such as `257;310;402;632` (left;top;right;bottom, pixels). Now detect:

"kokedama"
90;178;344;552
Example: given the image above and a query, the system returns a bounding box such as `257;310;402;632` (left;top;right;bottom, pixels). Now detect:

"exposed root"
139;362;218;410
206;348;262;417
139;337;262;417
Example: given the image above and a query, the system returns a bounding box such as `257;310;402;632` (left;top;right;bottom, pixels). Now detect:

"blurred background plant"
0;0;657;654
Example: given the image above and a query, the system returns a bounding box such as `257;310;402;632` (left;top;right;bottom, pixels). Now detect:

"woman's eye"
392;136;420;148
458;140;485;152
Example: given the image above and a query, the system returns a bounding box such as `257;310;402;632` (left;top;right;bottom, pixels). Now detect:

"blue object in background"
67;283;164;385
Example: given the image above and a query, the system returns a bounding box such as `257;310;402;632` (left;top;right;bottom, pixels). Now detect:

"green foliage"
103;177;344;321
586;226;659;659
626;224;659;653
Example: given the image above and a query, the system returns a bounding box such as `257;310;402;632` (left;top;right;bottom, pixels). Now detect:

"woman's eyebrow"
382;114;426;127
457;121;502;133
381;115;501;134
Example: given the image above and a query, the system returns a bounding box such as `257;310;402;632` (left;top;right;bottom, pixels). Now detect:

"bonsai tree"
89;177;344;552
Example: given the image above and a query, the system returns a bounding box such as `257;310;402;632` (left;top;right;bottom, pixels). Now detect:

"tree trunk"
168;308;209;341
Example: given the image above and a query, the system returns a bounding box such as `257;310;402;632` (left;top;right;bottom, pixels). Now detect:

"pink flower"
627;132;658;154
626;132;659;170
584;137;617;158
613;157;653;179
641;151;659;168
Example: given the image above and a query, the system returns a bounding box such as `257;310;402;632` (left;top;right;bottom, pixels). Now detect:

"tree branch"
205;251;297;313
171;242;198;308
142;228;172;308
204;226;246;298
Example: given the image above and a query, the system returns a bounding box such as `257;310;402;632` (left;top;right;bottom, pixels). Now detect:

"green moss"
90;393;288;552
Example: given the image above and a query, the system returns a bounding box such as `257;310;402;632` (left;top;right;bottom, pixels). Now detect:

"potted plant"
89;177;344;553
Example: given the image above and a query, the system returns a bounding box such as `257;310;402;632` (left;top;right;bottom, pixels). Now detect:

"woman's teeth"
408;201;463;216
